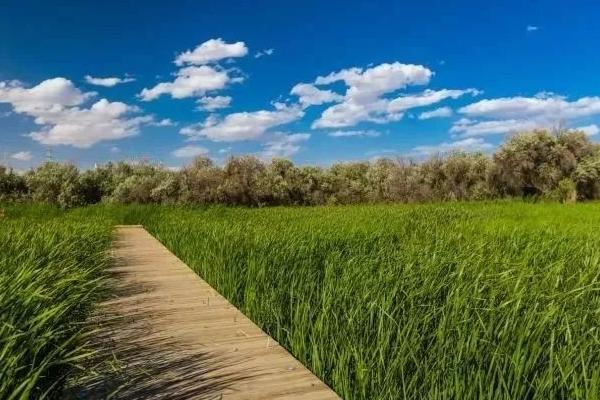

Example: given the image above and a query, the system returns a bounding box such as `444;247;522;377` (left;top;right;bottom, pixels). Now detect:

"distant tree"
109;164;181;204
0;165;27;201
491;130;593;197
573;151;600;199
25;162;83;208
4;130;600;207
297;166;329;205
327;162;370;204
179;156;222;204
217;156;266;206
366;158;398;202
440;152;492;200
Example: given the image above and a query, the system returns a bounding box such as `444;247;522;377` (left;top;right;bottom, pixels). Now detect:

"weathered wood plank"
66;225;339;400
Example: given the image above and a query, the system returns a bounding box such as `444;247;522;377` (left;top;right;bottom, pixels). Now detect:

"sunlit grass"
140;202;600;399
2;202;599;399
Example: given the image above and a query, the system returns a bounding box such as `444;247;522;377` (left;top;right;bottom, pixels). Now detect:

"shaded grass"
0;204;113;399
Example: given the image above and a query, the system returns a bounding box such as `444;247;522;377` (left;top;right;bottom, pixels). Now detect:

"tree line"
2;130;600;208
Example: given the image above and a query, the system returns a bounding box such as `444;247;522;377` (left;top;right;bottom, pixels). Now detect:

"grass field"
0;205;113;399
2;202;600;399
139;203;600;399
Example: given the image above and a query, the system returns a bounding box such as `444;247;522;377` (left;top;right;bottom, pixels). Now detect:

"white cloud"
419;106;453;120
454;95;600;137
0;78;152;148
327;129;381;138
150;118;176;127
139;66;237;101
315;62;431;103
10;151;33;161
140;39;248;101
388;89;479;113
180;104;303;142
28;99;151;148
260;133;310;159
459;96;600;120
291;83;344;108
573;124;599;136
197;95;232;111
311;62;431;128
527;25;539;32
0;78;93;113
84;75;135;87
255;48;275;58
172;145;209;158
411;138;494;156
309;62;477;128
312;99;391;128
175;38;248;66
450;118;540;137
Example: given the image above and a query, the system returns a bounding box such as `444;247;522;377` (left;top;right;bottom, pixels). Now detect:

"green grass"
2;202;600;399
136;202;600;399
0;204;113;399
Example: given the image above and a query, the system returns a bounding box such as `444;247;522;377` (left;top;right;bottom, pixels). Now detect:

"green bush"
2;130;600;207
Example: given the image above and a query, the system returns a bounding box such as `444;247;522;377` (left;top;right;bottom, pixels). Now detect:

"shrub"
0;166;27;201
573;151;600;199
2;130;600;206
25;162;84;208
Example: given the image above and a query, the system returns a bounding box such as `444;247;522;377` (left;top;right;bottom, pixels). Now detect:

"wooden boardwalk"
66;226;340;400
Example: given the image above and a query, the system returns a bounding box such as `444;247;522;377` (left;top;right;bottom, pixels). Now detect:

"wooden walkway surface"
66;225;339;400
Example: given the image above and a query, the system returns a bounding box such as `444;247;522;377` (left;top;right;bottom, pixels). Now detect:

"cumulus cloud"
175;38;248;66
172;145;209;158
290;83;344;108
180;104;304;142
411;138;494;156
450;118;540;137
459;96;600;120
84;75;135;87
315;63;432;97
197;95;232;111
150;118;176;127
388;89;479;113
140;39;247;101
311;63;432;128
327;129;381;138
10;151;33;161
0;78;152;147
0;78;94;112
453;95;600;136
419;106;453;120
260;133;310;159
139;66;236;101
255;48;275;58
572;124;599;136
306;62;478;128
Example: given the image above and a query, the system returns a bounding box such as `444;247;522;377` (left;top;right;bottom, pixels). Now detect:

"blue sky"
2;0;600;169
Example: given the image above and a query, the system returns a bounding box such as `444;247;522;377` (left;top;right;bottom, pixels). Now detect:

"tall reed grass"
2;202;599;399
0;205;112;399
140;202;600;399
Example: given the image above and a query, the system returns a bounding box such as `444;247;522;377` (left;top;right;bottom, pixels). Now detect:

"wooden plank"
66;226;340;400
